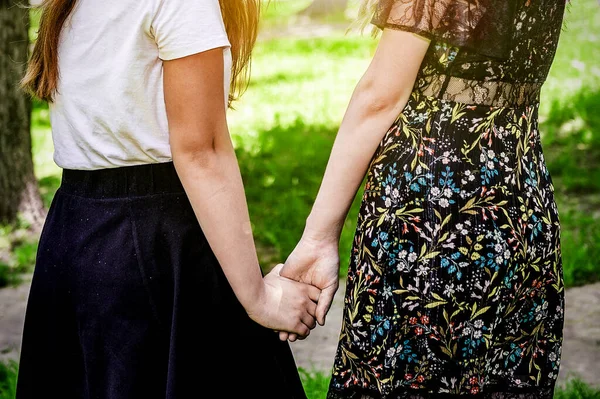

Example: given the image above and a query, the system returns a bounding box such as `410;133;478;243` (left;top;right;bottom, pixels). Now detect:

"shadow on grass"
241;88;600;284
541;87;600;287
558;208;600;287
236;118;361;273
17;89;600;287
542;87;600;194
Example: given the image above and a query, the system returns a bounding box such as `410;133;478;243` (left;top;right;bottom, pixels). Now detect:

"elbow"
170;134;220;171
353;75;411;118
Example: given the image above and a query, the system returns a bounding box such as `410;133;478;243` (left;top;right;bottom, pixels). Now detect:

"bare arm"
163;48;320;338
280;29;430;338
306;29;429;243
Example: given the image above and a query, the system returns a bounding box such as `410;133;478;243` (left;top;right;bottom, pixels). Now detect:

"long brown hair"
21;0;262;107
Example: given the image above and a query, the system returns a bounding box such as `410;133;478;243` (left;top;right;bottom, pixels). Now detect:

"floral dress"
328;1;567;398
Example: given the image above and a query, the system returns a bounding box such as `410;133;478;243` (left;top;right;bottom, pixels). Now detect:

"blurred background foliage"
2;0;599;288
233;0;600;288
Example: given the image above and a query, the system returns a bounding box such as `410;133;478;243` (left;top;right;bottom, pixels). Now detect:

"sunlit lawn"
23;0;600;287
231;0;600;286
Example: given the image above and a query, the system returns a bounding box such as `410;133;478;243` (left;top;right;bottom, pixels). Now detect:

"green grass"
260;0;361;31
228;33;374;140
262;0;313;22
237;0;600;280
539;0;600;120
235;119;362;267
540;85;600;287
558;206;600;287
299;368;332;399
15;0;600;286
0;359;598;399
555;379;600;399
0;360;18;399
539;10;600;286
542;88;600;193
0;241;38;288
0;221;39;289
298;370;600;399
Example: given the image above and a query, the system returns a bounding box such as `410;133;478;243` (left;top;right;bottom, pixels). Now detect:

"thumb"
315;286;337;326
278;261;294;279
270;263;284;276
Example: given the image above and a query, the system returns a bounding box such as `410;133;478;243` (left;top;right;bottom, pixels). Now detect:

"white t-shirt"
50;0;232;170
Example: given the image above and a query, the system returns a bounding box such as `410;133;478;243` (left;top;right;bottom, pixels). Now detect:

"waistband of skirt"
60;162;186;198
418;74;543;107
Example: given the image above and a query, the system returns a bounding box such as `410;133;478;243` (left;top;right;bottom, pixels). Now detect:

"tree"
299;0;349;18
0;0;45;230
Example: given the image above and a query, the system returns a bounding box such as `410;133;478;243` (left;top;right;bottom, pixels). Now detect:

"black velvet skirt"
16;162;307;399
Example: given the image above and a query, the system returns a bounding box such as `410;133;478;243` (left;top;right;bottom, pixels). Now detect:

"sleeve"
151;0;231;61
369;0;518;59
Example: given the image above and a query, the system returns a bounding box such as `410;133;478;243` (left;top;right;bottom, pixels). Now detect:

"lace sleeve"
367;0;518;59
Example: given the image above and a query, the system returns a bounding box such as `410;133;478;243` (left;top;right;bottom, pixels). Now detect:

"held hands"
245;264;321;340
278;236;340;342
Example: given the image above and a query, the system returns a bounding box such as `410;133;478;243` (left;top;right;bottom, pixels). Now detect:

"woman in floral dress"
280;0;567;398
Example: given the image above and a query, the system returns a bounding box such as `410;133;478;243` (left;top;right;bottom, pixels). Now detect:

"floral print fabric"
327;1;566;398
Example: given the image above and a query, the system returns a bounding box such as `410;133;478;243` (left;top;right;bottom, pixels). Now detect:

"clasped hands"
268;235;340;342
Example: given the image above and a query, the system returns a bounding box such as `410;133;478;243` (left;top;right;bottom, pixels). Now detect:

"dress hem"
327;384;556;399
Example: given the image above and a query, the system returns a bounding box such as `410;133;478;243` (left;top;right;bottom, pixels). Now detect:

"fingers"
278;324;305;342
280;295;316;340
292;322;310;340
280;270;321;318
301;309;317;330
270;261;327;341
316;285;338;326
298;283;319;329
306;284;321;303
277;302;317;342
305;295;318;318
288;302;316;339
279;304;317;342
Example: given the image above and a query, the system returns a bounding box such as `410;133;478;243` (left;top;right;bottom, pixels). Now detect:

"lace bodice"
366;0;567;106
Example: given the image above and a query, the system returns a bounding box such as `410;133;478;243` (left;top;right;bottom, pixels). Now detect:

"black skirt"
16;162;307;399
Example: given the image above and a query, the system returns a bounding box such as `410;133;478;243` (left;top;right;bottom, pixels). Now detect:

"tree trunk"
299;0;349;18
0;0;46;231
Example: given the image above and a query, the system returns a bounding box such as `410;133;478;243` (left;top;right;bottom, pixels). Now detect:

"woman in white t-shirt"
16;1;318;398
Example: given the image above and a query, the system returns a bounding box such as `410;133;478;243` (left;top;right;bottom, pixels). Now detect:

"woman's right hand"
278;236;340;341
245;263;321;340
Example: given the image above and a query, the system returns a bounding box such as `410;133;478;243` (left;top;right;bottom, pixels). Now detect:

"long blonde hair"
21;0;262;107
355;0;380;35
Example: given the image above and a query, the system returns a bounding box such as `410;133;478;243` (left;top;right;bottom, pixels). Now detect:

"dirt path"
2;278;599;388
0;276;30;362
